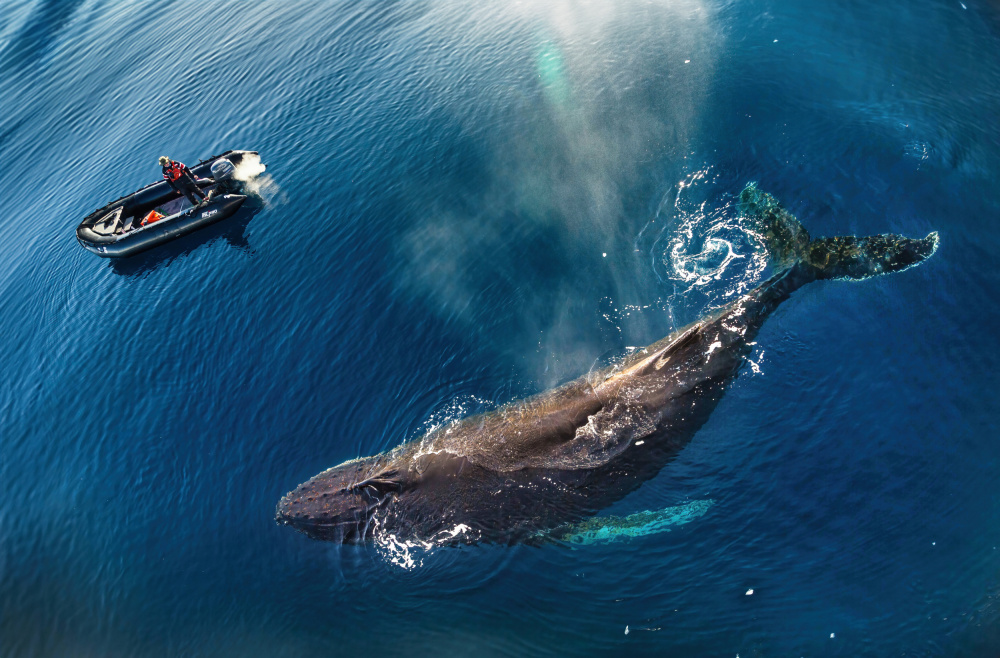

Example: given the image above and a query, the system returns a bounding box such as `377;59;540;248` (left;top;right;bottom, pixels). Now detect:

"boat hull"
75;149;259;258
77;194;247;258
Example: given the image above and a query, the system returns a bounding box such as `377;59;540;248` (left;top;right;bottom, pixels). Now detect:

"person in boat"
159;156;208;207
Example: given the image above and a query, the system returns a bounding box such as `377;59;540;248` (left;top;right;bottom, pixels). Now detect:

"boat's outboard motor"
209;157;242;195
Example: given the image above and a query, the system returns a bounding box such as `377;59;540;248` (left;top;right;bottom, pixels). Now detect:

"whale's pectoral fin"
739;183;939;281
541;499;715;546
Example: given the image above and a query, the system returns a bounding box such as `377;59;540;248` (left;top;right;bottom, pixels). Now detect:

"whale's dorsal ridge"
628;324;703;378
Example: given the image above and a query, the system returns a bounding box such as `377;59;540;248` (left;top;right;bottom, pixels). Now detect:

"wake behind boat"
76;150;262;258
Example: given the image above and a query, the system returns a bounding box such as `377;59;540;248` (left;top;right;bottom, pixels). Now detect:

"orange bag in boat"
142;210;164;226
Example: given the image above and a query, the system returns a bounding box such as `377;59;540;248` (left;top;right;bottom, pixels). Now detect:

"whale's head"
275;455;403;543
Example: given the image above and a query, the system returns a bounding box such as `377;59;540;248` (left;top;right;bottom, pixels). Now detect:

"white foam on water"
231;152;283;204
233;152;266;180
413;394;495;460
372;522;482;570
653;167;769;316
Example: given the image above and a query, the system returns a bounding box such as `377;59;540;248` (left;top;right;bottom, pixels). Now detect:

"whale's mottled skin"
276;186;938;545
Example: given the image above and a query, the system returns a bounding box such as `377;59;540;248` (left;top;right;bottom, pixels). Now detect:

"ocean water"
2;0;999;655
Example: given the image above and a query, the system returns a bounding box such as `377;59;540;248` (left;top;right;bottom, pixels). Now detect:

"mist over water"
2;0;1000;656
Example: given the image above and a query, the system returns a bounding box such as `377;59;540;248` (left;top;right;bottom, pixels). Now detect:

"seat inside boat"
89;207;124;236
92;186;217;236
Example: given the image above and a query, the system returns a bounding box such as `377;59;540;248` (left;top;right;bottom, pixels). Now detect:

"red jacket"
162;161;196;190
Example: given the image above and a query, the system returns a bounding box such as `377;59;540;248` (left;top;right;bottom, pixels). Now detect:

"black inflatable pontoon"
76;150;261;258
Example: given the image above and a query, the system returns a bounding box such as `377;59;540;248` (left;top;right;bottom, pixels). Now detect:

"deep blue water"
2;0;1000;655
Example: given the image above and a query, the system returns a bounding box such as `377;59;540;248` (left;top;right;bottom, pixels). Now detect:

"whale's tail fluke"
739;183;939;281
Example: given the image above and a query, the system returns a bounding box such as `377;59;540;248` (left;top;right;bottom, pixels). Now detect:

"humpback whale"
276;185;938;545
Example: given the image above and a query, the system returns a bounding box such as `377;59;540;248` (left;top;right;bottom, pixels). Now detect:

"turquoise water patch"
536;40;571;106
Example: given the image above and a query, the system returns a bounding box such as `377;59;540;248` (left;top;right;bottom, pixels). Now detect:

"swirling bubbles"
651;167;769;315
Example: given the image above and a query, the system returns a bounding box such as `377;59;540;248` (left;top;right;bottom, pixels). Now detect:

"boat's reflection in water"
109;201;263;278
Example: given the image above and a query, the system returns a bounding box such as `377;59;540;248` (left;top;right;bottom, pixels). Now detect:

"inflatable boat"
76;150;261;258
